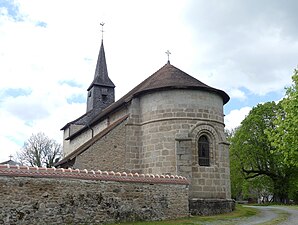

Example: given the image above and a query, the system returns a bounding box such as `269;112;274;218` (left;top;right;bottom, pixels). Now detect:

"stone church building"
56;39;234;214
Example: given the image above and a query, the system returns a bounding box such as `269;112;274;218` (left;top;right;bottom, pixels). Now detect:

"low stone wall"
189;198;235;216
0;165;189;225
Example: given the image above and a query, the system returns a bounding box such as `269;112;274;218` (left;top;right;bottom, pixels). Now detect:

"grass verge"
287;205;298;210
111;204;258;225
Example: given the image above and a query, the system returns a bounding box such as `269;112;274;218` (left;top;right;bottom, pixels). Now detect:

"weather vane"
100;22;105;39
165;50;171;63
9;155;13;160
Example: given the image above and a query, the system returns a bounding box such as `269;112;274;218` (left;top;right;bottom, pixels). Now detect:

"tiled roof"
133;62;229;104
0;164;189;185
0;159;20;166
62;62;229;139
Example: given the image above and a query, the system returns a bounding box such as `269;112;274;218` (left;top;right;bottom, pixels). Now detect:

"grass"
110;204;258;225
287;205;298;210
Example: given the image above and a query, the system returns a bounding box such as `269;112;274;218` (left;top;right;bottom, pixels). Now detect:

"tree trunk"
272;177;289;204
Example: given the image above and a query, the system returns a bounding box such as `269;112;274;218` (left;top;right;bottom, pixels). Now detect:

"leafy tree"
229;102;296;203
269;69;298;167
229;128;273;202
17;132;62;168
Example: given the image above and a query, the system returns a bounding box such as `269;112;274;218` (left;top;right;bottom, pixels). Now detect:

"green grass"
287;205;298;210
110;204;258;225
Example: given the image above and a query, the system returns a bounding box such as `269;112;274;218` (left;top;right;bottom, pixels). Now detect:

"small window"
198;135;210;166
102;95;107;102
102;88;108;95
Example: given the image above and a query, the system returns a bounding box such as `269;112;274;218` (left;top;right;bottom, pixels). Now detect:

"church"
56;34;234;214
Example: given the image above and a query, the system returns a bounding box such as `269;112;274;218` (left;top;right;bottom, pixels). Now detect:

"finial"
165;50;171;64
100;22;105;40
9;155;13;160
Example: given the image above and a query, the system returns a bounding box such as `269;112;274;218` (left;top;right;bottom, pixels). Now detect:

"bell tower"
86;23;115;112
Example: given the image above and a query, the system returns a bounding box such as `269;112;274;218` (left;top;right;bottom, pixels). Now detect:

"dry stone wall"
0;165;189;225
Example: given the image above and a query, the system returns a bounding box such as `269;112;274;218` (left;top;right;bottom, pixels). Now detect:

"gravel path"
202;205;298;225
263;206;298;225
238;206;298;225
238;206;278;225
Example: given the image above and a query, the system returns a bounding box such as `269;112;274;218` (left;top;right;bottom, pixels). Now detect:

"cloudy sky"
0;0;297;162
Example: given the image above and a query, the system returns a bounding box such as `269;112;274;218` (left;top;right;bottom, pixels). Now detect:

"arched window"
198;135;210;166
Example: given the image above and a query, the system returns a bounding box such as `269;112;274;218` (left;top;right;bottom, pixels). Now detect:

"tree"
229;127;274;202
17;132;62;168
229;102;296;203
269;68;298;167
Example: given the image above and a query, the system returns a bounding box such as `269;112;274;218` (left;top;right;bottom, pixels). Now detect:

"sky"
0;0;297;162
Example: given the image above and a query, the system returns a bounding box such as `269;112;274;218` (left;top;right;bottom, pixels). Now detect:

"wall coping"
0;164;189;185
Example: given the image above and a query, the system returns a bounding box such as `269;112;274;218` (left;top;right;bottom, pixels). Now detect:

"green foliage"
229;68;298;203
269;69;298;167
229;101;296;202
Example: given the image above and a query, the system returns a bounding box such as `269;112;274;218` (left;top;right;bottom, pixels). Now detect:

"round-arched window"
198;135;210;166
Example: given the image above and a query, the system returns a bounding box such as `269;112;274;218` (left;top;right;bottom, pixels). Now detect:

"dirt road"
204;205;298;225
238;206;298;225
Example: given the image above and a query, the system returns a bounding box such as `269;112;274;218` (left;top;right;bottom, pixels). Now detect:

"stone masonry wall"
125;98;142;173
74;119;126;171
0;165;189;225
135;90;231;200
188;123;231;199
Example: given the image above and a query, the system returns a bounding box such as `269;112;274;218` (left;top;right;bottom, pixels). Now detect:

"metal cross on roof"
165;50;171;63
100;22;105;39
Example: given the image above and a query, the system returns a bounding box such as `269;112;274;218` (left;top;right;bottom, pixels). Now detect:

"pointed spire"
86;24;115;113
95;40;114;86
88;39;115;90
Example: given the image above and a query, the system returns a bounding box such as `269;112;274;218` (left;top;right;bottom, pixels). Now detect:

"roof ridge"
62;63;229;137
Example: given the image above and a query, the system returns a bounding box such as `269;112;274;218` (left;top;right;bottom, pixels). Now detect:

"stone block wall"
0;165;189;225
74;119;127;171
125;98;142;173
189;199;235;216
137;90;225;175
63;106;128;159
188;122;231;199
134;89;231;200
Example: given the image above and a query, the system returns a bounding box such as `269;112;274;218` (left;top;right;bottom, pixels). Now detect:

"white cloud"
227;88;247;101
0;0;297;162
225;107;252;131
184;0;296;96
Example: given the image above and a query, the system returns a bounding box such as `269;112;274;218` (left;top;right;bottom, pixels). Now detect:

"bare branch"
16;132;62;168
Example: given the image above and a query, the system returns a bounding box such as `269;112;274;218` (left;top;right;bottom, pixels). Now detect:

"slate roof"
61;40;114;130
0;159;21;165
87;40;115;90
62;61;229;140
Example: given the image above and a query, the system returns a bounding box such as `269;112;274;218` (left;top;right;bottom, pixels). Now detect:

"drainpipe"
87;123;94;138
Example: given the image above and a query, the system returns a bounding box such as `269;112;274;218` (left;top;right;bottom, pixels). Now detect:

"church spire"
90;39;115;88
86;23;115;112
